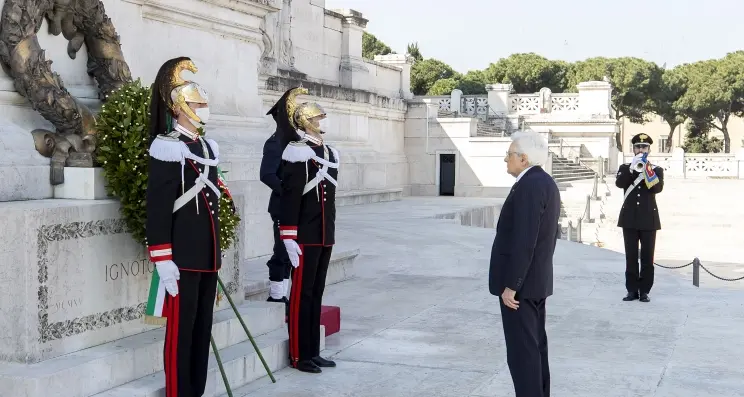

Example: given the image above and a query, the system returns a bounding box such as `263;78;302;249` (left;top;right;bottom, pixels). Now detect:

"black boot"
622;291;639;301
312;356;336;367
295;359;322;373
639;293;650;302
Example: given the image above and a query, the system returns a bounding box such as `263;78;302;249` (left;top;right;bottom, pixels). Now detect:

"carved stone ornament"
0;0;132;185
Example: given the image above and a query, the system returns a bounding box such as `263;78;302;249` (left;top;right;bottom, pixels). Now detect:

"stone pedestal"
486;83;512;115
338;9;369;91
0;199;242;364
53;167;109;200
577;81;613;117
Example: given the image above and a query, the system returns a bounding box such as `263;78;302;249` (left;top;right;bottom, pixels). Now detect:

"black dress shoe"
312;356;336;367
266;296;290;321
622;292;639;301
639;293;650;302
295;360;322;373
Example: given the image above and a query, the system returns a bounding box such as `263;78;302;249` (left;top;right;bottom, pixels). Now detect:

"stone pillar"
374;53;414;99
486;83;512;115
577;81;612;118
736;148;744;179
670;147;686;178
450;89;463;114
338;9;369;91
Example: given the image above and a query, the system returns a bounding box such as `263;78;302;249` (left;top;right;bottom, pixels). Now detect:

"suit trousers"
622;228;656;294
500;297;550;397
267;217;292;282
288;244;333;365
163;270;218;397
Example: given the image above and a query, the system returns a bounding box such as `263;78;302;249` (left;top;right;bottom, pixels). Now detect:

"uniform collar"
174;123;200;141
299;130;323;146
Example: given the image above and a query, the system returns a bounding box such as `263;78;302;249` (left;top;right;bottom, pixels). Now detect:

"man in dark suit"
489;129;561;397
615;133;664;303
260;131;292;307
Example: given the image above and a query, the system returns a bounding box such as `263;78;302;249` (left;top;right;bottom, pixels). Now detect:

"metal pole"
211;336;233;397
592;174;599;200
693;258;700;287
217;275;277;383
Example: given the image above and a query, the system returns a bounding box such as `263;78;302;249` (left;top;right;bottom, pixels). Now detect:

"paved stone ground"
233;197;744;397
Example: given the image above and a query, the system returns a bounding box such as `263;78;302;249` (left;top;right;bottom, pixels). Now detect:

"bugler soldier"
145;57;222;397
615;133;664;303
267;87;340;374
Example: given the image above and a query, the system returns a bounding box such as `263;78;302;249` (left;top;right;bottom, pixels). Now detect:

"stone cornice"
124;0;269;45
198;0;280;17
262;75;407;112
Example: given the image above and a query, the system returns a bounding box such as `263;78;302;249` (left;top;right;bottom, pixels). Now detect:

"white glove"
630;153;645;172
283;240;302;268
155;260;180;296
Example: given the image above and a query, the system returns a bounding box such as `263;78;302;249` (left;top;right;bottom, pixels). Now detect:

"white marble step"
243;247;359;301
0;302;285;397
95;326;324;397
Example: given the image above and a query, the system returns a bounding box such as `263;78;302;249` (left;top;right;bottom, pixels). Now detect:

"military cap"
631;133;653;146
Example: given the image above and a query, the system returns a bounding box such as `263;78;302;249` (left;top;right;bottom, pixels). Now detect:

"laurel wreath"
95;78;241;252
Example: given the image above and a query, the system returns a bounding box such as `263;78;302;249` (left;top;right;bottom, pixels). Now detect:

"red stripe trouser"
288;244;333;366
163;270;218;397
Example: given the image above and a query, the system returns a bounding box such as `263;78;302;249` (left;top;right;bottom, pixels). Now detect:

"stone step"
93;325;324;397
0;301;286;397
553;175;595;182
243;247;359;301
337;188;402;207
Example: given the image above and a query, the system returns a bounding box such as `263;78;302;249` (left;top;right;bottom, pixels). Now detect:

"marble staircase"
551;155;597;183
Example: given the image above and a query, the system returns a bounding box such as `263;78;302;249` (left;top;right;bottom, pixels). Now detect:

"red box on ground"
320;305;340;336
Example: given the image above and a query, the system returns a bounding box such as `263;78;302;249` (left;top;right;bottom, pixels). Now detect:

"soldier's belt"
302;155;339;195
173;172;221;213
622;173;644;204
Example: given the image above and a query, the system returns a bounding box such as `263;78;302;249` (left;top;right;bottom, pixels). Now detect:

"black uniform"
145;56;222;397
279;135;339;369
146;126;222;397
615;136;664;301
260;133;291;284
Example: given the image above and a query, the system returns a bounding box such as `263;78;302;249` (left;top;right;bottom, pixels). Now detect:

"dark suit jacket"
260;133;283;218
489;166;561;299
615;163;664;230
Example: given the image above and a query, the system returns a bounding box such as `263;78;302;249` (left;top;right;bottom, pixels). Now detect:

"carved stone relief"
0;0;132;184
277;0;295;69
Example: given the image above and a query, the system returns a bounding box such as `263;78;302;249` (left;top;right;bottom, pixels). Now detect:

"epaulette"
148;135;185;162
282;140;315;163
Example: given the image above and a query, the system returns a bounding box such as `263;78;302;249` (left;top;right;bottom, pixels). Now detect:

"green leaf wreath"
95;78;241;252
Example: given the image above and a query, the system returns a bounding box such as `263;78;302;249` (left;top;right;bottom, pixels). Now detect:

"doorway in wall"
439;153;455;196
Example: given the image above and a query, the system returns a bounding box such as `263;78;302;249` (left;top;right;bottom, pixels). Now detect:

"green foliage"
407;42;423;62
427;78;459;95
95;79;241;251
483;53;570;93
681;119;723;153
362;32;393;60
411;58;457;95
96;79;152;244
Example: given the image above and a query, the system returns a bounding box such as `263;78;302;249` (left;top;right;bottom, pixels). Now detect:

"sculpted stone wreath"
0;0;132;184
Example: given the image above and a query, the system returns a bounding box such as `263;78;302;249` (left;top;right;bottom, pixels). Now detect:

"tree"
674;53;744;153
681;118;723;153
410;58;457;95
652;66;688;152
569;57;663;149
457;70;488;95
407;42;423;62
427;78;459;95
362;32;393;60
482;53;570;93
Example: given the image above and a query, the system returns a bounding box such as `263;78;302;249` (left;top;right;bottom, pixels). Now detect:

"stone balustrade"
621;147;744;179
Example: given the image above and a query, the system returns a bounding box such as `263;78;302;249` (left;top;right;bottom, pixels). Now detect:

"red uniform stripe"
164;296;171;397
289;247;305;366
171;292;180;396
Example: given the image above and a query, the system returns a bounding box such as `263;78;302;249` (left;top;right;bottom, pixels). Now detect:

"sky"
325;0;744;73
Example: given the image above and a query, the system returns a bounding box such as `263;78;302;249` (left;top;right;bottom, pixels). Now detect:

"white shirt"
515;166;535;183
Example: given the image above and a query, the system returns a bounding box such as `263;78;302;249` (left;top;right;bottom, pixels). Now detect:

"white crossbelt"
623;173;644;204
171;128;221;213
302;154;339;195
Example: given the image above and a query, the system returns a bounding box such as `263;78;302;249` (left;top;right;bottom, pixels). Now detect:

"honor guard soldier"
145;57;222;397
616;133;664;303
267;87;339;374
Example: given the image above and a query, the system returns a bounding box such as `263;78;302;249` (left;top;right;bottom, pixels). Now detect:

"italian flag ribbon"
144;267;167;326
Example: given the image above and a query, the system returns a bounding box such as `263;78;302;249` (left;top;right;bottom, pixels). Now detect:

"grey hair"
511;129;549;166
